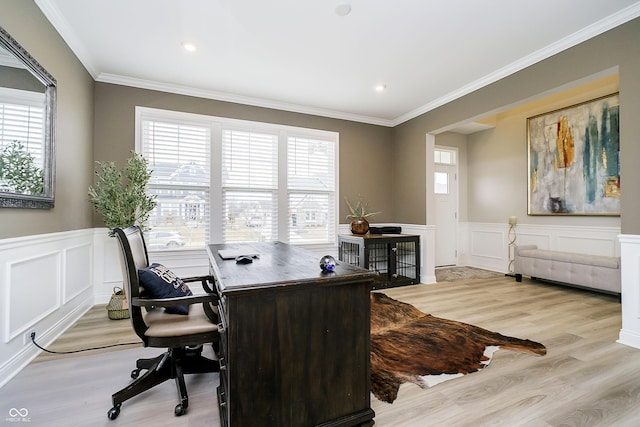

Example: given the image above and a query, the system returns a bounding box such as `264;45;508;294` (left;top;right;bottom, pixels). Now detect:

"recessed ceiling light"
335;3;351;16
181;42;197;52
375;84;387;92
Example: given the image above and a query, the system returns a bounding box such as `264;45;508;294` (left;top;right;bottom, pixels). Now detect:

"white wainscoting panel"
460;222;621;273
399;223;435;284
463;223;508;272
93;231;126;305
517;224;621;257
618;234;640;349
470;230;504;259
64;243;93;304
513;232;551;252
0;229;95;389
5;251;60;343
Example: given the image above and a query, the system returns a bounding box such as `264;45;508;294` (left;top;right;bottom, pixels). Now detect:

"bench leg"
515;274;522;282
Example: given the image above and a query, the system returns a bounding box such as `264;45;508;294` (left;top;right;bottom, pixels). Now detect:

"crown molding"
392;2;640;127
37;0;640;128
96;73;395;127
35;0;98;77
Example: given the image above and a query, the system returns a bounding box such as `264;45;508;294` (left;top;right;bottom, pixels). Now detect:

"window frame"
136;106;339;250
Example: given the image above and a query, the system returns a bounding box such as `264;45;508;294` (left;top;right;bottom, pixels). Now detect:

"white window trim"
135;106;339;248
0;87;46;107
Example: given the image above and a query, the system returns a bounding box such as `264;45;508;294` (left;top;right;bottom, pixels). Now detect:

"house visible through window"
137;107;338;250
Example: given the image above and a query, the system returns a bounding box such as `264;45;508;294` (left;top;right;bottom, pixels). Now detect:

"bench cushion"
514;244;621;294
517;249;619;269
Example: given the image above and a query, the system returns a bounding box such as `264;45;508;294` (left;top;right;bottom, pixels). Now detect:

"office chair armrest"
131;293;216;309
181;275;217;296
133;294;220;323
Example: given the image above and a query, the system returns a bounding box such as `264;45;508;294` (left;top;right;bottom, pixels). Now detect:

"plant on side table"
345;197;380;235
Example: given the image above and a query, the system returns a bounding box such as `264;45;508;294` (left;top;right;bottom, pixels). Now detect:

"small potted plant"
345;197;380;235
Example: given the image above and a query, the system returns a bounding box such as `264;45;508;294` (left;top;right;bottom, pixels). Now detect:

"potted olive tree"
88;151;157;320
88;151;156;233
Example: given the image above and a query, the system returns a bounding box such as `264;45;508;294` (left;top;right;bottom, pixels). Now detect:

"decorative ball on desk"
319;255;336;272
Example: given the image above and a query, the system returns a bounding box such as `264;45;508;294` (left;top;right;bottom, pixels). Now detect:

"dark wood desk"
207;242;376;427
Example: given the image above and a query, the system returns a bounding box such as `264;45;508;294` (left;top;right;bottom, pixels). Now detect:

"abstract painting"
527;93;620;216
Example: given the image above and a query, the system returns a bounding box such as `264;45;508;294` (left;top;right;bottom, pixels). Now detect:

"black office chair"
107;226;220;420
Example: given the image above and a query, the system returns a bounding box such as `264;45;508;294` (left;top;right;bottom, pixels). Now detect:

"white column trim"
618;234;640;349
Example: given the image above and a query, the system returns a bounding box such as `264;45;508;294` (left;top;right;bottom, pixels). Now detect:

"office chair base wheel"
107;405;121;420
130;368;140;379
175;404;186;416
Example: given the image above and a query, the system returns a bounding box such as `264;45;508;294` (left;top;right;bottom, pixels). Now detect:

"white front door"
434;149;458;267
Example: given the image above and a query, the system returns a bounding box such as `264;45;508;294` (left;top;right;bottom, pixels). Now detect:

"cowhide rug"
370;292;546;403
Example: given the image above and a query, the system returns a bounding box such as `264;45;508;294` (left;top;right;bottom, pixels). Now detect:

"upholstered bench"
514;245;621;295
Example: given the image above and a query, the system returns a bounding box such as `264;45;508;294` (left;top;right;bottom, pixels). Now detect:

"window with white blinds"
0;88;45;194
137;107;338;250
221;130;278;243
288;136;336;243
0;88;45;165
140;117;211;250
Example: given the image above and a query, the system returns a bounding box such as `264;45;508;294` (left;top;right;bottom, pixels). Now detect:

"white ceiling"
36;0;640;127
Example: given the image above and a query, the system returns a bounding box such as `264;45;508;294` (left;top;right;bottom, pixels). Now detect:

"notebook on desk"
217;249;260;260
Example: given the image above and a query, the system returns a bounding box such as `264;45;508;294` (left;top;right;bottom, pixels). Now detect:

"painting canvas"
527;93;620;216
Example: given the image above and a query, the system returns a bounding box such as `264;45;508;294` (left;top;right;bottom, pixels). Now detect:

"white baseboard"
618;329;640;350
618;234;640;349
0;296;93;388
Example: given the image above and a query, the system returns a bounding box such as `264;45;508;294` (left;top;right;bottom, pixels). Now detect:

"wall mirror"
0;25;56;208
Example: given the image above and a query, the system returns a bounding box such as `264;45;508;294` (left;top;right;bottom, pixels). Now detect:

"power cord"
29;332;143;354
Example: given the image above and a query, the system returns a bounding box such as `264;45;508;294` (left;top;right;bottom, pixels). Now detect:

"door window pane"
434;172;449;194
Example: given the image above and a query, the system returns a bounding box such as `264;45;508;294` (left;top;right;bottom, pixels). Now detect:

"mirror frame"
0;25;56;209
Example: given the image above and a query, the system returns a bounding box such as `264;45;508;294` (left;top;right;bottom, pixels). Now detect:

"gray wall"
393;17;640;234
3;2;639;238
93;83;394;226
466;75;619;227
0;0;94;239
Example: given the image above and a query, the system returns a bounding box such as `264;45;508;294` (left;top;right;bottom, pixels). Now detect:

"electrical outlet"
23;330;36;345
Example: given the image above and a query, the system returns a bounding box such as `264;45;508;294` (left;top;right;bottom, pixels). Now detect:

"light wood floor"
32;305;141;363
4;274;640;426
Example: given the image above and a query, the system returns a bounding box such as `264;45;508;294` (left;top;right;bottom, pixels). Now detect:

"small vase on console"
346;196;379;236
350;217;369;235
